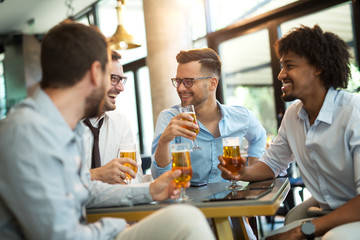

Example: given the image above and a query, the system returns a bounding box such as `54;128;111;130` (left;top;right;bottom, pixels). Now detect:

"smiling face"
102;59;125;112
278;51;323;102
176;61;214;107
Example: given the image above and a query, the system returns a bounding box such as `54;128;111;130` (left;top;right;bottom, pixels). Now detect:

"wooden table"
87;178;290;240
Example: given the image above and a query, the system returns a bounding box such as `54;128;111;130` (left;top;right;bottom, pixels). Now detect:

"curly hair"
274;25;351;89
176;48;221;78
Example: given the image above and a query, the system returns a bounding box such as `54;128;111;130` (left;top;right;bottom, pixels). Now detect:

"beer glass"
179;105;202;151
171;143;193;202
222;137;244;190
119;143;137;183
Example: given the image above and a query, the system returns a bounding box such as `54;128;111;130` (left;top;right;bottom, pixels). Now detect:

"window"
208;0;299;31
219;29;277;138
0;53;5;119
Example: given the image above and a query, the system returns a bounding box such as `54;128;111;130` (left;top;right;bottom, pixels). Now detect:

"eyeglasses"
171;77;212;88
110;74;128;86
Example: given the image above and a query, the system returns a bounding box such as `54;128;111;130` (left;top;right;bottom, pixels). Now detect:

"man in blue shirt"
0;21;214;239
219;25;360;239
151;48;267;184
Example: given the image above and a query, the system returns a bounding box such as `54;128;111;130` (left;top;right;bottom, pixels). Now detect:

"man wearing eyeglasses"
151;48;266;239
80;50;145;184
151;48;266;185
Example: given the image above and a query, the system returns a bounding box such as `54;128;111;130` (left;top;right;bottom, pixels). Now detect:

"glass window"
115;71;140;149
138;66;154;156
219;29;277;138
280;2;360;93
0;53;5;119
208;0;298;31
188;0;207;40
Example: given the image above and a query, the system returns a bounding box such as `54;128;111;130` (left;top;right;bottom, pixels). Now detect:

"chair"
141;156;152;173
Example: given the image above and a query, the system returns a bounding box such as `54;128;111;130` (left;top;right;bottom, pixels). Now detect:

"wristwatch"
301;220;315;240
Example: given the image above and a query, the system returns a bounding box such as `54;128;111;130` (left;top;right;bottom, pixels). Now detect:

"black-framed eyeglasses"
171;77;212;88
110;74;128;86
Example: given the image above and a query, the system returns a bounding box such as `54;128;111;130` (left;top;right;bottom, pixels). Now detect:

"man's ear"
209;77;218;91
314;67;323;77
89;61;102;87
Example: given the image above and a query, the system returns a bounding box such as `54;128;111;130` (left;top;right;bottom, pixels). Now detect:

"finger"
170;188;181;199
218;155;226;165
171;169;182;179
175;113;193;121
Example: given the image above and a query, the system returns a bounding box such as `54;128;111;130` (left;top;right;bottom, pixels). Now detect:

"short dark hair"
40;21;109;89
176;48;221;78
111;50;122;61
274;25;351;89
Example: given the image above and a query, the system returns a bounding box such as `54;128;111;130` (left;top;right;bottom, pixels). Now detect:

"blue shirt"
260;88;360;210
0;88;153;239
151;102;267;183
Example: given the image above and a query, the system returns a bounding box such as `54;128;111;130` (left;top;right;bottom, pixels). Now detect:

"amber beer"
223;145;242;175
181;112;200;138
172;150;193;188
119;143;137;180
119;152;137;178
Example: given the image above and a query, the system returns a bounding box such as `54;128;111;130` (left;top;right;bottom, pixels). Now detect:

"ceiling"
0;0;98;35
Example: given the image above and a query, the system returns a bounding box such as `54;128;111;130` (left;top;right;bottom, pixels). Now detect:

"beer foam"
172;149;190;153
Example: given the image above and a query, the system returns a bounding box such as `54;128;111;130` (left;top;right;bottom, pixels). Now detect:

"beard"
179;83;209;107
84;82;106;119
281;93;297;102
102;89;118;112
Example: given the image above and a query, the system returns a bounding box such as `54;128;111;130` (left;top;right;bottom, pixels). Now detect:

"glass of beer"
179;105;202;151
222;137;244;190
119;143;137;183
171;143;193;202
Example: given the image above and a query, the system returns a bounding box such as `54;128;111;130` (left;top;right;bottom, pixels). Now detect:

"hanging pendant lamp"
108;0;141;50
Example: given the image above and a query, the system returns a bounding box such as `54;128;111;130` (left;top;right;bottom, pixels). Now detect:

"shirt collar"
298;87;337;125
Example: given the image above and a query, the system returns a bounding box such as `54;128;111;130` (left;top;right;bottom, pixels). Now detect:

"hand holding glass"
171;143;193;202
119;143;137;183
179;105;201;151
222;137;244;190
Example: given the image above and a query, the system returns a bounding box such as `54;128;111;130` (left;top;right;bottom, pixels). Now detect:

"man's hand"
155;113;199;168
90;158;137;184
159;113;198;144
217;155;247;181
149;170;189;201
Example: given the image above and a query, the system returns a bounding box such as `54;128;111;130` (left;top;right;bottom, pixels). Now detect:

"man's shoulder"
337;90;360;107
220;104;252;120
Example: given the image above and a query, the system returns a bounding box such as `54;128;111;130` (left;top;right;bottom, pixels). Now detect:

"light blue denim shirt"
260;87;360;210
0;88;152;239
151;102;267;183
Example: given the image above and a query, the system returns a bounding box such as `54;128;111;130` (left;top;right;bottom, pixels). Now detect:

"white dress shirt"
81;110;144;183
260;87;360;210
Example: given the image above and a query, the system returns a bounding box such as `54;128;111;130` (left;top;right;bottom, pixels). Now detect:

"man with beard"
151;48;267;240
81;50;144;184
218;25;360;239
151;48;266;184
0;22;215;239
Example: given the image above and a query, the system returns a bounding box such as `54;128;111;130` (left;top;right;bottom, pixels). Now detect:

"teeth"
283;82;291;87
108;94;117;98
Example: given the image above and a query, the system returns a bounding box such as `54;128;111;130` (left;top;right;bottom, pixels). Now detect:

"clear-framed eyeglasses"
171;77;212;88
110;74;128;86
